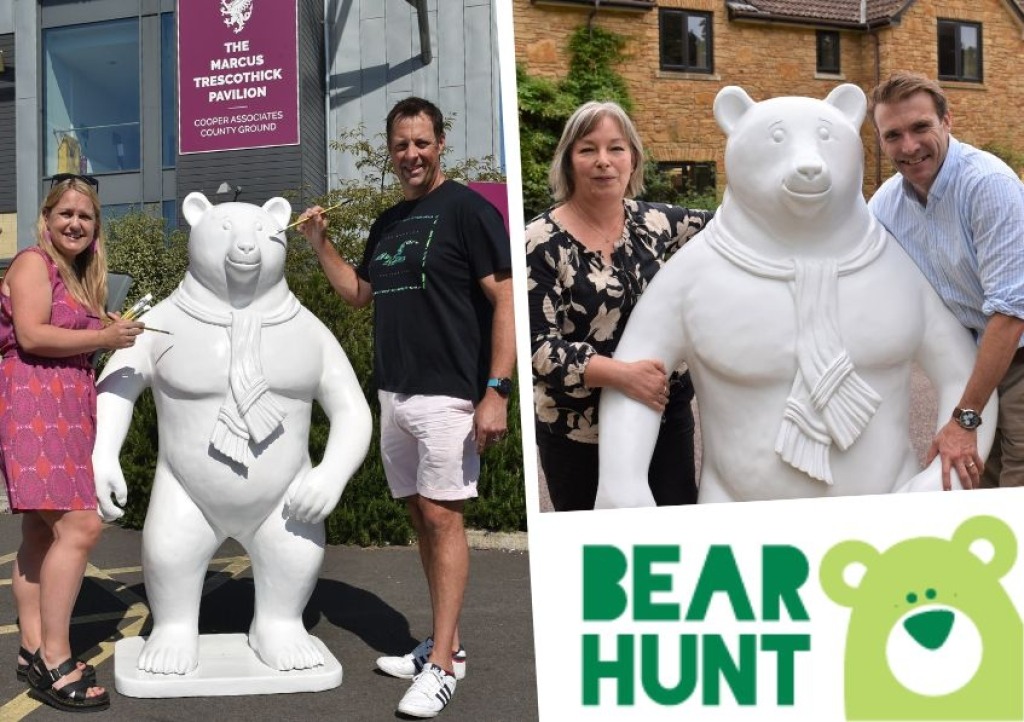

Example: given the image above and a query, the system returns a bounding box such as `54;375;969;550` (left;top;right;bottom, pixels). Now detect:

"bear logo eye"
818;126;831;141
222;220;233;231
906;592;918;604
925;588;937;600
771;128;786;143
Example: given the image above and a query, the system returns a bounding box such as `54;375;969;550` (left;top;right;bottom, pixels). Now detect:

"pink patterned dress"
0;247;104;512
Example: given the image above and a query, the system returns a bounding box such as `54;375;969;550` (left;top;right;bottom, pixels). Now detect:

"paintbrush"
278;200;349;233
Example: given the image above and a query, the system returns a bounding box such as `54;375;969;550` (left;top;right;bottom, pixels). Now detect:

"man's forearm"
959;312;1024;412
487;275;516;380
315;242;370;308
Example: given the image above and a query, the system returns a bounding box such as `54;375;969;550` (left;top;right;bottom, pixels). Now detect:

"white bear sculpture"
595;84;995;507
93;193;372;695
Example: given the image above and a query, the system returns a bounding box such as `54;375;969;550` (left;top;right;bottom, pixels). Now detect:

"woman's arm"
5;252;141;357
527;220;669;412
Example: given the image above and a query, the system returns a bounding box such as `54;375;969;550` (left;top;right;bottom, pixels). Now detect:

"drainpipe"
416;0;432;64
587;0;601;32
872;29;881;188
860;0;883;189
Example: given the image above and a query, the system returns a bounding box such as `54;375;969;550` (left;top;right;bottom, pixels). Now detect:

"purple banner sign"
468;182;509;234
178;0;299;154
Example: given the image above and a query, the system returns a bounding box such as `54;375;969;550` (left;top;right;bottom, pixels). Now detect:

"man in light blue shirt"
868;72;1024;490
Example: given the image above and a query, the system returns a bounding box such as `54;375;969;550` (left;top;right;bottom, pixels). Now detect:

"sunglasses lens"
50;173;99;191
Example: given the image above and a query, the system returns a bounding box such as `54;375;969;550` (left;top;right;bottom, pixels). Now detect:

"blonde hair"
36;179;108;315
549;101;645;204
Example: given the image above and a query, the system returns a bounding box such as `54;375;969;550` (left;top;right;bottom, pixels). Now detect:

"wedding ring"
967;461;976;468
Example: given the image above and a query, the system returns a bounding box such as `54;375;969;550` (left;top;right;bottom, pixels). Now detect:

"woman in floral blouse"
527;101;713;511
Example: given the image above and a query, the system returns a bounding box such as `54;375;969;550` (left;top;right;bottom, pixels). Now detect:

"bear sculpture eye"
818;126;831;141
222;220;232;231
771;128;786;143
255;222;263;232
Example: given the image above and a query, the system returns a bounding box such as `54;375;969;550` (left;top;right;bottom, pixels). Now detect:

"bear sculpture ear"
714;86;755;136
952;515;1017;580
824;84;867;130
819;540;880;608
182;192;213;228
262;197;292;234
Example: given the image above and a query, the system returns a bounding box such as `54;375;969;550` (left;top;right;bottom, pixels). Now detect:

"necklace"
567;201;625;248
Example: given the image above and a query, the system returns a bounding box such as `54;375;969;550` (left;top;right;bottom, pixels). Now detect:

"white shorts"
379;391;480;501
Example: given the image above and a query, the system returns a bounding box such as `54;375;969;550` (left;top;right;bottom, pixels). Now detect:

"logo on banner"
221;0;255;34
580;515;1024;719
821;515;1023;721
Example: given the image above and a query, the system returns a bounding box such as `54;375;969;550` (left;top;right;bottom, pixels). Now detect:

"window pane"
161;13;177;168
660;12;684;68
960;25;980;80
937;24;957;77
43;19;141;176
817;32;840;73
687;16;709;70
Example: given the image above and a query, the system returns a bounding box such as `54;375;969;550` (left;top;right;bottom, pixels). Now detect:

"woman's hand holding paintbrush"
105;293;172;337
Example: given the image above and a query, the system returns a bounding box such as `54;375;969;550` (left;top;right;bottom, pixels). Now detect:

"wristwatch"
953;407;983;430
487;377;513;398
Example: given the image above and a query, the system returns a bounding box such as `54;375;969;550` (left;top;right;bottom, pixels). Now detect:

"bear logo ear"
824;84;867;129
714;86;756;136
182;192;213;228
262;197;292;233
820;540;880;608
952;515;1018;580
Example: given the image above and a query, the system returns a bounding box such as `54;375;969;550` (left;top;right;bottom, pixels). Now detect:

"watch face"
956;409;982;429
490;378;512;396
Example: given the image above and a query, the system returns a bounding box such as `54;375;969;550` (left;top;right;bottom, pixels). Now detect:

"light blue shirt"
869;137;1024;344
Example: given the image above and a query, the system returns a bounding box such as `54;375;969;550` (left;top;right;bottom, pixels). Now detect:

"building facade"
514;0;1024;199
0;0;503;258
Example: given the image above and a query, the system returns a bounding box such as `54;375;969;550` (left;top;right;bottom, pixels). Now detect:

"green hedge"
102;143;526;545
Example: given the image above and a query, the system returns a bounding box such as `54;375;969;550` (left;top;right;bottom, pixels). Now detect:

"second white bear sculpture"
595;84;995;507
93;193;372;674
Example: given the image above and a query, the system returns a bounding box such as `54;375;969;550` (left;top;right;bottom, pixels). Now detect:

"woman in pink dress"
0;175;141;712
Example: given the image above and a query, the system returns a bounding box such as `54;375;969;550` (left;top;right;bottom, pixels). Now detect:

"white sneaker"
376;637;467;680
396;662;456;718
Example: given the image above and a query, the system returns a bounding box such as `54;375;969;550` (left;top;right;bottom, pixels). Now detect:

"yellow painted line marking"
0;552;253;719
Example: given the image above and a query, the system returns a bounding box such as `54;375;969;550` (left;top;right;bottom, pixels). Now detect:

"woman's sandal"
26;655;109;713
16;647;95;684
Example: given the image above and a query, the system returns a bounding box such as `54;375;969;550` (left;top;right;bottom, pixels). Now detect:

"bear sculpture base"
114;634;342;698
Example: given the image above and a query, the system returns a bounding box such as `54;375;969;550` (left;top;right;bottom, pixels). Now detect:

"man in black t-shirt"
299;97;514;718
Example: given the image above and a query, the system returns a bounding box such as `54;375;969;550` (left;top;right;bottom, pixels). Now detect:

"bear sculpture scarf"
172;281;302;467
702;217;888;484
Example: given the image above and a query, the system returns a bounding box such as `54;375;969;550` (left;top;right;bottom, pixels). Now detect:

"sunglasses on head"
49;173;100;191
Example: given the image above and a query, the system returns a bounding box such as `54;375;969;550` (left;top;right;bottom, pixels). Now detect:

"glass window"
657;161;717;198
659;9;713;73
816;31;840;74
161;13;177;168
938;20;982;82
43;19;141;176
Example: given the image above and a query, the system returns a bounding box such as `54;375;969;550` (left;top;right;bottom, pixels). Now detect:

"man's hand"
297;206;329;252
474;392;509;454
927;419;984;490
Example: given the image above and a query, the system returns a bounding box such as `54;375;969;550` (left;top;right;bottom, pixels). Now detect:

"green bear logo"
820;516;1022;720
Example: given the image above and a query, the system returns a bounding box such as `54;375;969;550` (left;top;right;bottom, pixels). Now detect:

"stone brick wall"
514;0;1024;199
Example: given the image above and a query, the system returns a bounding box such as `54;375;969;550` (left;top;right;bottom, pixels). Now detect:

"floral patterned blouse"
527;199;713;444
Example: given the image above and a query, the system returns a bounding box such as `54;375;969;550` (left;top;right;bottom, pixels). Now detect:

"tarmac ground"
0;521;536;721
